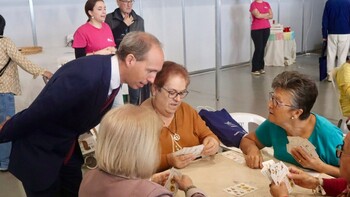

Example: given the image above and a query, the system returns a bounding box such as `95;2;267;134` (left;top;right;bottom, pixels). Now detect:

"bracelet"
184;185;196;193
311;177;326;195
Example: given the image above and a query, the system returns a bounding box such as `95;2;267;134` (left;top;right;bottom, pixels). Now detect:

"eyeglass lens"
162;87;188;99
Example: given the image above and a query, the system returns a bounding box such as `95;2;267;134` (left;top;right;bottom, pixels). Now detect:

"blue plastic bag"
199;108;247;147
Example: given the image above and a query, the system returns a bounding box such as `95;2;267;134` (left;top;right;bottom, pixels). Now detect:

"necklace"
151;98;181;142
164;115;181;142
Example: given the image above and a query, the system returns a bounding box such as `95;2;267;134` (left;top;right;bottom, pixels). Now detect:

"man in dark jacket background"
106;0;149;105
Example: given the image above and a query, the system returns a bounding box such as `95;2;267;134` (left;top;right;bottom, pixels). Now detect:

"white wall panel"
143;0;184;65
184;0;215;72
0;0;328;71
303;0;325;51
278;0;303;52
221;0;251;66
1;0;34;46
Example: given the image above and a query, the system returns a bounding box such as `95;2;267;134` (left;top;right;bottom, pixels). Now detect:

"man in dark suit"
0;31;164;197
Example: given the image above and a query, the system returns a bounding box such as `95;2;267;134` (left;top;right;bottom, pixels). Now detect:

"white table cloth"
265;31;296;67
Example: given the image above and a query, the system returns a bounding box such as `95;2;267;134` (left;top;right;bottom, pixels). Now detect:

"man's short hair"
117;31;162;61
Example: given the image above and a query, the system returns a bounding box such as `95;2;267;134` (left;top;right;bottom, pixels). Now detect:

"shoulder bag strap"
0;36;11;77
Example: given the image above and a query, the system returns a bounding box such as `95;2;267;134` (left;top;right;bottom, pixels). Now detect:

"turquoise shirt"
256;113;343;167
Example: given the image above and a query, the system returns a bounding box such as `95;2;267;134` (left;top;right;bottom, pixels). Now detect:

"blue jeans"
0;93;15;170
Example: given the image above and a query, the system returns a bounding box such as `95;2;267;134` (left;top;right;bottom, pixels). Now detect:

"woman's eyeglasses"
336;143;350;158
162;87;189;99
269;92;295;108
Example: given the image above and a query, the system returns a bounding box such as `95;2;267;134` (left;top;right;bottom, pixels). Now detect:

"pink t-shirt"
250;1;271;30
73;22;116;54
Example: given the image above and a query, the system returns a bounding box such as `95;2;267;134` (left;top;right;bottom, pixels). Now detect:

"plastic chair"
229;112;266;132
220;112;266;152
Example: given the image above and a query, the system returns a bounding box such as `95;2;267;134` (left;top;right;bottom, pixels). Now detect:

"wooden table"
176;148;329;197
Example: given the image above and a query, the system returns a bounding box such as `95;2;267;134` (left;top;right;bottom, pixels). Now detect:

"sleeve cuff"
185;187;206;197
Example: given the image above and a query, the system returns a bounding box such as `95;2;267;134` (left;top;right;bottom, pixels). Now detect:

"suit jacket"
0;55;115;191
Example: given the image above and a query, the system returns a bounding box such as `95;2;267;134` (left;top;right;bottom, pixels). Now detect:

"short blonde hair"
95;104;162;178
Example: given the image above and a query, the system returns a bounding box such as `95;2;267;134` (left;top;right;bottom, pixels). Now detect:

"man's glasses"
269;92;295;108
162;87;189;99
336;143;350;158
119;0;134;4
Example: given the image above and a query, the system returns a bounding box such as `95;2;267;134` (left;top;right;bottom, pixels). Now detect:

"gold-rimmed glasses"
161;87;189;99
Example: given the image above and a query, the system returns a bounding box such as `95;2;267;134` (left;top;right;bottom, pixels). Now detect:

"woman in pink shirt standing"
73;0;116;59
249;0;273;75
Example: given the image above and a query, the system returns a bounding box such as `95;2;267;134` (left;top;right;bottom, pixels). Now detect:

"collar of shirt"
109;55;121;96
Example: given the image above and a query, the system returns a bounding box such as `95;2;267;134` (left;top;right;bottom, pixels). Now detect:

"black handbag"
319;41;327;81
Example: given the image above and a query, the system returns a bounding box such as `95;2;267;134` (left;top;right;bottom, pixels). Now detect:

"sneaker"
259;69;266;74
251;71;260;76
0;167;8;172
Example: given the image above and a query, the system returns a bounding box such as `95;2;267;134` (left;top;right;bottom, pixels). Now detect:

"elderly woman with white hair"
79;104;206;197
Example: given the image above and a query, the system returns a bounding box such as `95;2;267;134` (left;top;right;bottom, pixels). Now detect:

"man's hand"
123;14;134;26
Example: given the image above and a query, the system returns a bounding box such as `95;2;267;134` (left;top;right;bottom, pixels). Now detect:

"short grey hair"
95;104;162;178
272;71;318;120
117;31;162;61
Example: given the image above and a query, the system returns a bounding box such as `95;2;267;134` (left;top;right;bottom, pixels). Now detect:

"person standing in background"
0;14;52;172
73;0;116;59
322;0;350;82
249;0;273;76
106;0;149;105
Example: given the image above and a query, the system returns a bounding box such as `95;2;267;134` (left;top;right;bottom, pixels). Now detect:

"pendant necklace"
168;115;180;142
